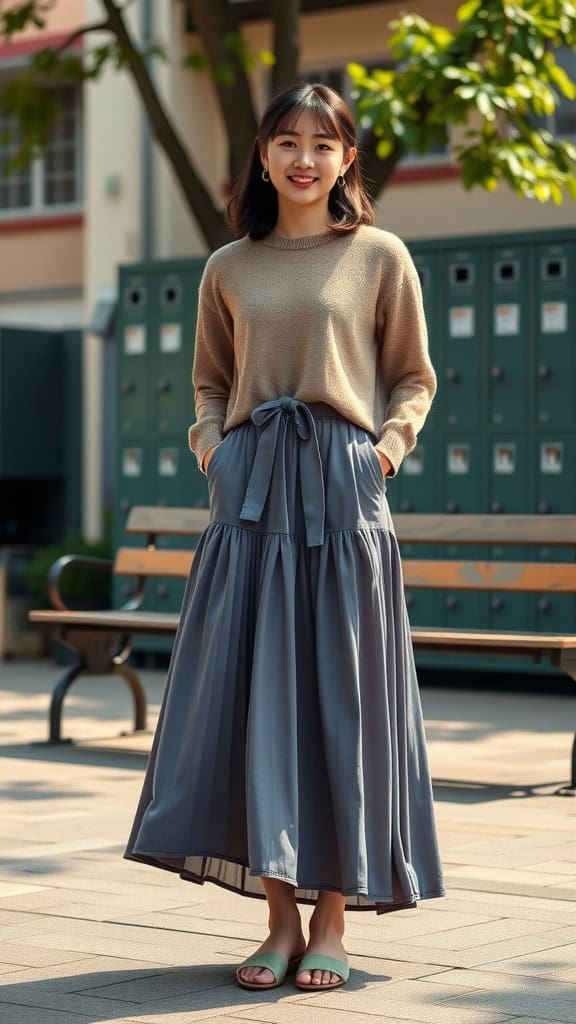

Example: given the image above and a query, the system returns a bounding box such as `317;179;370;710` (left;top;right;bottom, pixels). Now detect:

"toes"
297;970;312;985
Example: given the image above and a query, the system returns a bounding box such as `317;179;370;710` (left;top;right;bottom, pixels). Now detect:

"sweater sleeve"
187;260;234;473
375;265;437;478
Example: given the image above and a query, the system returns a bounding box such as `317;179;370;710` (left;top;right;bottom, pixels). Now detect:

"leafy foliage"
348;0;576;201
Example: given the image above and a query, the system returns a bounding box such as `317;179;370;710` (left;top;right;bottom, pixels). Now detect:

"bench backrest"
117;508;576;594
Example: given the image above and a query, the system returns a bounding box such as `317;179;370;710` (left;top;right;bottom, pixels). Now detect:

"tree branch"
359;130;406;201
185;0;258;184
99;0;230;248
53;21;111;53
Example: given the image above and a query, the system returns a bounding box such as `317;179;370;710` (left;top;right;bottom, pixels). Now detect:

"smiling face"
261;109;356;212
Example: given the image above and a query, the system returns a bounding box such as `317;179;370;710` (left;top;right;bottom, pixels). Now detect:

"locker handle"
120;499;131;514
490;367;503;381
538;501;550;514
157;378;172;393
405;592;414;608
445;367;458;382
400;500;413;512
445;501;458;513
156;584;169;600
121;380;135;394
537;365;550;379
491;596;503;611
538;598;550;613
445;595;458;610
491;501;503;513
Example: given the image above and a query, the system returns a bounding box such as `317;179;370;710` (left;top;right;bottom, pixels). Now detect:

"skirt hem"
123;847;446;912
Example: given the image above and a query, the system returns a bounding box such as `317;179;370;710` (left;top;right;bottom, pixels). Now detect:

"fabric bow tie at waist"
239;396;326;547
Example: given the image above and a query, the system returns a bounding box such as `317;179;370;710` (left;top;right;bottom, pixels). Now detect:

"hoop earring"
337;174;346;187
262;168;270;182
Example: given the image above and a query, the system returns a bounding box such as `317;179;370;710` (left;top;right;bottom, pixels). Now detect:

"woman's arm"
375;264;437;478
188;262;234;474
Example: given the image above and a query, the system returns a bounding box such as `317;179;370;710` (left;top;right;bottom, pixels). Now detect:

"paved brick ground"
0;658;575;1023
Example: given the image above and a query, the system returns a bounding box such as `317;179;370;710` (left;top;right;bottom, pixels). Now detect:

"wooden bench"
29;508;576;796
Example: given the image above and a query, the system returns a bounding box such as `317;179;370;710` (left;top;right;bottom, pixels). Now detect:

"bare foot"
238;906;306;986
296;910;348;988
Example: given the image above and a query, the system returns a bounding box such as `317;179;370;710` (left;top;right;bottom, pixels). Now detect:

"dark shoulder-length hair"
227;82;374;240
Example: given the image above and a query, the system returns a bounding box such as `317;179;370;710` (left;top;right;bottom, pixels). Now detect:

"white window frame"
0;82;84;219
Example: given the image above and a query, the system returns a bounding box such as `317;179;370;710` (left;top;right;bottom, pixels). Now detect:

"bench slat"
403;560;576;592
29;609;180;632
126;507;209;536
394;514;576;545
114;548;194;578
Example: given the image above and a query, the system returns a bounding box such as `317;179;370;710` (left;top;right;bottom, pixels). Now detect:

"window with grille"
0;85;83;215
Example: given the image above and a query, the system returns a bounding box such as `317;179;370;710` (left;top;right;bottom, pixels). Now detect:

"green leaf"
533;182;551;201
457;0;481;22
549;62;576;99
376;138;394;158
258;50;276;67
476;91;494;118
183;51;207;71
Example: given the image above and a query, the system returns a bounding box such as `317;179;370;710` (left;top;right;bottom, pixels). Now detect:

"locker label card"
123;448;143;477
447;443;470;474
494;304;520;336
493;443;516;475
160;323;182;353
540;442;563;474
403;446;424;475
541;302;567;333
124;325;146;355
159;448;178;477
449;307;475;337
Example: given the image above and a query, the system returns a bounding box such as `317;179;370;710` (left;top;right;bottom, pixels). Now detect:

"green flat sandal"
236;951;302;991
295;953;350;990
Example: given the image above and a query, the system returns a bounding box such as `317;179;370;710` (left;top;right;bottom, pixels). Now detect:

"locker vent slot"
162;283;182;307
494;260;519;284
542;257;566;280
124;286;146;309
449;263;474;286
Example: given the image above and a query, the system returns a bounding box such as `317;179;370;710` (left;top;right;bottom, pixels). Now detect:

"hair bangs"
270;93;344;145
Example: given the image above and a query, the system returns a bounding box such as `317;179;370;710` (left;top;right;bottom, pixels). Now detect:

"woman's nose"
294;151;314;167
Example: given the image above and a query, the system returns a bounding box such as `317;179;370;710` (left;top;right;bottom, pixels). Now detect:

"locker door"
443;436;488;629
113;440;153;609
489;246;532;429
396;439;444;627
155;266;204;436
535;241;575;428
412;250;442;433
117;276;150;436
443;250;486;431
487;435;534;631
533;432;576;632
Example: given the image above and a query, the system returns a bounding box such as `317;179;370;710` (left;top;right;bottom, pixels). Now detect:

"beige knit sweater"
188;224;436;477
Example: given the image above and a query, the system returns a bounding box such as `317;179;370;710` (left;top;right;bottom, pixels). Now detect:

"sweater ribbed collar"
259;228;342;250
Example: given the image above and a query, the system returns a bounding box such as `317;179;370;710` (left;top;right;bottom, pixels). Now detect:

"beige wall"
13;0;83;38
0;224;83;291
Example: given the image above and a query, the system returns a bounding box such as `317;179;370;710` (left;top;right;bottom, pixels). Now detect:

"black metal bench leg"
114;663;148;733
554;731;576;797
31;661;85;746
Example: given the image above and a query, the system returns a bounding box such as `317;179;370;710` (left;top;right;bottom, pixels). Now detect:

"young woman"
124;82;445;993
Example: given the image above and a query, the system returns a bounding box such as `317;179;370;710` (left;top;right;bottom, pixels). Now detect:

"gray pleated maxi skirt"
124;396;446;913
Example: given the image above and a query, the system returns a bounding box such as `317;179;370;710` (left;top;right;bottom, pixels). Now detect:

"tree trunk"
359;131;406;203
271;0;300;93
100;0;230;250
185;0;258;186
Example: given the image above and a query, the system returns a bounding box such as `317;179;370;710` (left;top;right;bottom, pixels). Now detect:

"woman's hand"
376;450;392;479
202;445;218;473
